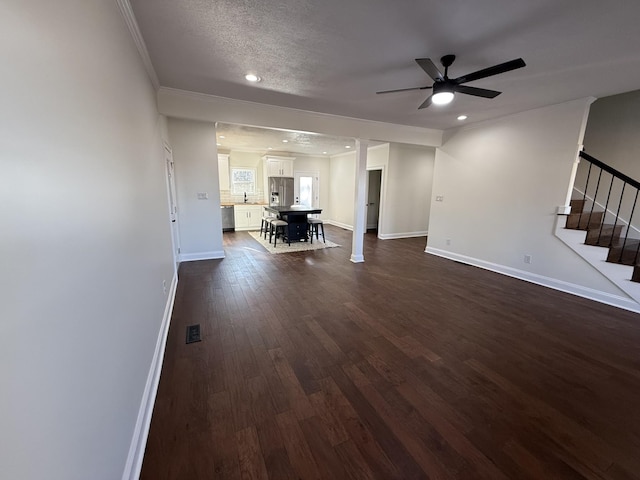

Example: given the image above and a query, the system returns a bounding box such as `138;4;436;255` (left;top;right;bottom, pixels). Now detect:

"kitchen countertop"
221;202;268;206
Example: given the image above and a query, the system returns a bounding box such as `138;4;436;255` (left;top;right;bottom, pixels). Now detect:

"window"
230;168;256;195
299;176;313;208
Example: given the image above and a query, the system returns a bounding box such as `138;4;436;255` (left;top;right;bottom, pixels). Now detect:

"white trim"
378;231;428;240
425;247;640;314
116;0;160;90
554;214;640;305
350;254;365;263
157;87;443;147
121;272;178;480
325;219;353;231
179;251;226;262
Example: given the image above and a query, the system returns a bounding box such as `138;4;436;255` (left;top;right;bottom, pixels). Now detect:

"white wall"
294;155;331;217
428;99;625;296
167;118;224;260
0;1;175;479
583;89;640;177
382;144;434;238
328;152;357;228
327;143;435;238
577;90;640;232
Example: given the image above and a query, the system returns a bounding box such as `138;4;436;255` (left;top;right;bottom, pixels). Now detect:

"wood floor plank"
342;362;457;480
307;388;350;446
268;347;315;420
299;416;350;479
255;418;298;480
236;426;269;480
141;227;640;480
275;410;321;480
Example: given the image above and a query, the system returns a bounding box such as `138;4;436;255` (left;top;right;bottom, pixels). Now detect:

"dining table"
264;205;322;242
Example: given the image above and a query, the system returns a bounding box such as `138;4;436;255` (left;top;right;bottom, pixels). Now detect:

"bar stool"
270;219;289;247
307;217;325;243
260;215;274;239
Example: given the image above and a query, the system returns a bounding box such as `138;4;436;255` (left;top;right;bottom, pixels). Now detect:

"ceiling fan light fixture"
432;91;455;105
244;73;261;82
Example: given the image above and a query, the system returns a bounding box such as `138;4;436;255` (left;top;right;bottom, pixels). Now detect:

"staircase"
567;198;640;282
553;151;640;310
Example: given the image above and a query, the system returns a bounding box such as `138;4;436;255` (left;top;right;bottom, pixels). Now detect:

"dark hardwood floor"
141;225;640;479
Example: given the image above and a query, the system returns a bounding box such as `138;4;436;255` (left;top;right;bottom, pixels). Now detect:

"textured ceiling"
215;123;366;157
130;0;640;137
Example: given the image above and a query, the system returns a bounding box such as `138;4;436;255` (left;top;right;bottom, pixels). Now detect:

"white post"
351;139;368;263
559;146;582;215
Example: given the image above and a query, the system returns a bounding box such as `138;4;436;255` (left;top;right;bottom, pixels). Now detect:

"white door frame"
294;170;320;210
366;165;386;238
164;143;181;268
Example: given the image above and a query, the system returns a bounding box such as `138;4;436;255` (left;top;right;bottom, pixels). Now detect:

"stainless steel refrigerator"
268;177;294;207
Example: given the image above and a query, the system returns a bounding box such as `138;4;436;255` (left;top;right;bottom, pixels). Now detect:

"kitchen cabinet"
218;154;230;190
233;204;263;231
263;155;294;177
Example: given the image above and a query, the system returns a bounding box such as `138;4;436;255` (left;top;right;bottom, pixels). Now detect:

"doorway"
294;171;320;208
367;169;382;231
164;144;181;267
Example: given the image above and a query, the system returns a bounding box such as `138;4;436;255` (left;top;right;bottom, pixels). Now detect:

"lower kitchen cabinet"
233;205;263;231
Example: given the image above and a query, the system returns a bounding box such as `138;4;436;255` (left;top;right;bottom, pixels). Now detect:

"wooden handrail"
579;150;640;190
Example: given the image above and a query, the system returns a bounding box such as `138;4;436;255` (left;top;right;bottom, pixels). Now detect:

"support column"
559;146;582;215
351;139;368;263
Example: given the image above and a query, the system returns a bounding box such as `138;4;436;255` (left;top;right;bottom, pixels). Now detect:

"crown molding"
116;0;160;90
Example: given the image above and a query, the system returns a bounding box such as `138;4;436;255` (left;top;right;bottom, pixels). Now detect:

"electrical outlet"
162;280;167;294
436;195;444;202
196;192;209;200
446;238;451;246
524;254;532;264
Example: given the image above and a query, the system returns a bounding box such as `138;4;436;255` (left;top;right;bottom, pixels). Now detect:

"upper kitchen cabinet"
218;154;230;190
263;155;294;177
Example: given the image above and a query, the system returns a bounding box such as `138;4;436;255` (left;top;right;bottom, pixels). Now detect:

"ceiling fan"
377;55;526;109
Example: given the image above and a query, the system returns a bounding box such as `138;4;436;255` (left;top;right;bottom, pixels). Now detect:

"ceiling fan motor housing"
433;81;454;94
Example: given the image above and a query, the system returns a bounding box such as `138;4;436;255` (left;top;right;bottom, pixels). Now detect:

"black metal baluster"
622;189;639;263
582;162;593;207
587;168;603;229
597;175;615;245
609;182;626;247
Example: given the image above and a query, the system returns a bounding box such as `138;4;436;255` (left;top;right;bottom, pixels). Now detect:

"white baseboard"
325;221;427;241
378;230;428;240
425;247;640;314
350;254;365;263
325;220;353;231
121;272;178;480
179;250;225;262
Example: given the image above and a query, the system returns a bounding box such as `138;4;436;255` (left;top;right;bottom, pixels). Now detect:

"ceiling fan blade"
454;58;526;84
418;95;433;109
376;86;431;94
415;58;444;81
454;85;502;98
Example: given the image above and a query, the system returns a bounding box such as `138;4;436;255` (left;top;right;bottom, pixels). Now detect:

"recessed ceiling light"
244;73;261;82
268;147;273;150
323;151;327;154
345;146;351;149
219;135;225;139
282;139;288;143
457;115;468;121
216;143;221;146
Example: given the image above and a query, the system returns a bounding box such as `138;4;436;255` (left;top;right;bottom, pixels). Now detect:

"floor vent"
186;324;201;344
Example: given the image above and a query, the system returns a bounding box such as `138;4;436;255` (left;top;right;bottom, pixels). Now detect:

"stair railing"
577;150;640;264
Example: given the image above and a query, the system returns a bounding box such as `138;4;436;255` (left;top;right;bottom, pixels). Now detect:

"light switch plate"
197;192;209;200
